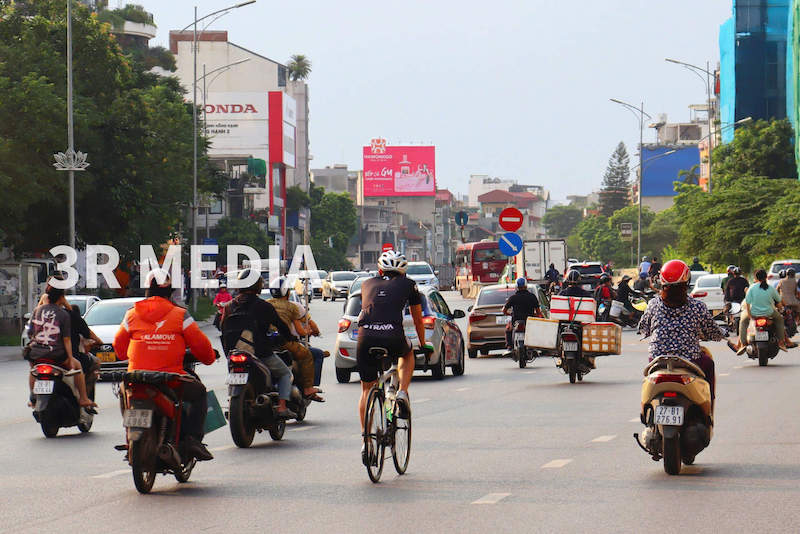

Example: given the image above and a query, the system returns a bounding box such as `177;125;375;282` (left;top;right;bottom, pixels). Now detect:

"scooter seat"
644;356;706;379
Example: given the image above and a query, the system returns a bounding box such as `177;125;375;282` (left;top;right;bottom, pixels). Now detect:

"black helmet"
621;274;632;282
779;269;787;279
237;268;264;293
692;257;699;263
566;270;581;284
599;273;611;283
788;268;797;277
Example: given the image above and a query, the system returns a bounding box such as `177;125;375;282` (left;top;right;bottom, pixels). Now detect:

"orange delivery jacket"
113;296;215;374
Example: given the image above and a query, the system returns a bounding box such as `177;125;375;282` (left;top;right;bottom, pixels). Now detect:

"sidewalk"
0;346;20;363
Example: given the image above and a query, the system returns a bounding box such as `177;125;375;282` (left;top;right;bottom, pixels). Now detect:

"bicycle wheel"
392;399;412;475
364;387;386;483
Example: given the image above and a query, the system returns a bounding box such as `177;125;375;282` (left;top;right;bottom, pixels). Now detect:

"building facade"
468;175;516;207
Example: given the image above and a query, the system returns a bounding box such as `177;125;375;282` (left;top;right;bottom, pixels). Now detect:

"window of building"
736;2;763;33
209;198;223;215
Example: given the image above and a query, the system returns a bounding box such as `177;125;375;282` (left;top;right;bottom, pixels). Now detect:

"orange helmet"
659;259;690;286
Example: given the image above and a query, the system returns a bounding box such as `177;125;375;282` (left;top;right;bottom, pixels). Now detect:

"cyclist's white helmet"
377;250;408;274
269;276;290;298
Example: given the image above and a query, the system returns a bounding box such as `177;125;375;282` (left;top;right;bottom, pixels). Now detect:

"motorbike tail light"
663;391;678;398
469;313;487;323
755;318;768;327
340;348;350;357
515;322;526;332
36;364;53;375
229;353;248;363
562;333;578;342
693;291;707;298
338;319;352;333
649;374;694;385
422;316;436;330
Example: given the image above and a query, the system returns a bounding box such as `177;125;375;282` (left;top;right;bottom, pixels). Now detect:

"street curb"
0;346;21;363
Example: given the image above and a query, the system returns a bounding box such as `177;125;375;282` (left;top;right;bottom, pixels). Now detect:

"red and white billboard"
363;140;435;197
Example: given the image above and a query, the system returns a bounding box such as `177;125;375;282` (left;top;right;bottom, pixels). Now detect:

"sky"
127;0;732;202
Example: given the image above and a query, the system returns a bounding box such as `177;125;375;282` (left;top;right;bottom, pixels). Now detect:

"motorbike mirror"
467;305;473;312
24;312;31;320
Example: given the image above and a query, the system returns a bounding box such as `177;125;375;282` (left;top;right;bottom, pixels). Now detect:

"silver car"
334;286;466;383
406;262;439;289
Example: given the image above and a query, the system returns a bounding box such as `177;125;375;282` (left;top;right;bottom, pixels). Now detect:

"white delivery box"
549;295;596;323
524;317;560;349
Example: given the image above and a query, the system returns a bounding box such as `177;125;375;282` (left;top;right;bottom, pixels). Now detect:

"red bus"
454;241;508;297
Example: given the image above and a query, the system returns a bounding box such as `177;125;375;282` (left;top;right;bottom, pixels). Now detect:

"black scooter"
30;356;98;438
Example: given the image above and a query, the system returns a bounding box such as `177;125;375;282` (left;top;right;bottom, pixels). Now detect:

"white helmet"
377;250;408;274
269;276;290;298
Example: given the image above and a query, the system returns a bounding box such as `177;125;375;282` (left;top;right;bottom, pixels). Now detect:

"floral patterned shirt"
638;296;724;361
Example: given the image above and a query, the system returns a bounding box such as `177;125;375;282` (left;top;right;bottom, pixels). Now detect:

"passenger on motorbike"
639;256;651;278
778;268;800;319
113;269;216;460
731;269;787;354
633;272;651;292
638;260;724;404
648;256;662;281
689;257;705;272
594;274;615;302
559;270;593;297
616;274;636;314
267;277;324;402
220;270;299;419
502;278;541;349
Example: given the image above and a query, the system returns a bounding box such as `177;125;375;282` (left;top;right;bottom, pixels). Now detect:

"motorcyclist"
778;268;800;320
647;256;662;281
545;263;560;292
267;277;324;402
638;259;724;404
720;265;736;292
559;269;593;297
639;256;651;277
220;269;299;419
689;257;705;272
616;274;636;314
113;269;216;461
633;272;651;292
502;278;541;349
594;274;615;302
723;267;748;305
730;269;787;354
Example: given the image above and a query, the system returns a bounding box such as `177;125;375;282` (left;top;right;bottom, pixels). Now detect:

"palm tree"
678;164;700;185
287;54;312;81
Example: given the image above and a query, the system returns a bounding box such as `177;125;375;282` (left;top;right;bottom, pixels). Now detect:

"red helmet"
660;259;690;286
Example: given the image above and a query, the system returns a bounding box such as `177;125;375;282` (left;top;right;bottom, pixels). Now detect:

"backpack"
220;296;259;356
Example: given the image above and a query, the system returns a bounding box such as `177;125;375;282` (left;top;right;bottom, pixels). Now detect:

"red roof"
477;189;538;206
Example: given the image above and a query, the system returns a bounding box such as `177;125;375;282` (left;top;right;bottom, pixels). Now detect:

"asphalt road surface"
2;291;800;533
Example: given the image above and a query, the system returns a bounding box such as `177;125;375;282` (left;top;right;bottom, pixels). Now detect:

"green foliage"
678;164;700;186
0;0;208;258
213;216;271;260
644;208;681;260
543;205;582;238
608;204;655;233
286;185;312;211
97;4;154;28
599;142;631;217
711;118;796;188
287;54;311;81
571;215;625;265
310;191;356;270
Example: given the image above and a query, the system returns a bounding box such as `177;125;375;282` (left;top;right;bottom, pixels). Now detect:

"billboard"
203;92;269;157
269;91;296;168
363;140;435;197
641;145;700;197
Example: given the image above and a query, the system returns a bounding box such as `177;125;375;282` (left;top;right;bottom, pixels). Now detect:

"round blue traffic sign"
455;211;469;226
498;232;523;257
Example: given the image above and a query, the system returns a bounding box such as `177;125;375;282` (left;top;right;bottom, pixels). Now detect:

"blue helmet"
516;277;527;288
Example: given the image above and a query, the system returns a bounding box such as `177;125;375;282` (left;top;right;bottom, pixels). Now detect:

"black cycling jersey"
559;285;593;298
503;289;540;322
358;274;422;337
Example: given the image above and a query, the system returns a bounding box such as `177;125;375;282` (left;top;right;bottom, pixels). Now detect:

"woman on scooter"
731;269;787;354
638;260;725;401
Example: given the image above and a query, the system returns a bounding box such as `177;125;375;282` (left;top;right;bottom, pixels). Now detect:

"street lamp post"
181;1;256;311
610;98;651;266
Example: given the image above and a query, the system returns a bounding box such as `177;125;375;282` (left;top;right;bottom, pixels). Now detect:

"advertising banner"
204;92;269;157
363;141;435;197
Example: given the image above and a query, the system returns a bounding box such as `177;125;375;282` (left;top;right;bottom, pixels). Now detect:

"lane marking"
490;378;503;383
91;469;129;479
413;398;431;404
541;459;572;469
455;387;471;392
209;445;236;452
629;417;640;423
472;492;511;505
733;365;744;369
523;371;534;375
591;435;617;443
289;425;315;432
719;373;730;377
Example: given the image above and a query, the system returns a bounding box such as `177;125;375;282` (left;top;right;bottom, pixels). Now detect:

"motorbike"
745;315;780;366
634;355;713;475
716;301;742;335
30;356;99;438
556;321;592;383
784;307;798;338
226;345;311;448
510;320;537;368
597;300;612;322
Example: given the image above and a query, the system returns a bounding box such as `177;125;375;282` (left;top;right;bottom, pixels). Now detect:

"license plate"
654;405;684;426
496;316;511;324
123;409;153;428
563;341;578;352
96;351;116;363
755;331;769;341
513;333;525;343
226;373;248;385
33;380;54;394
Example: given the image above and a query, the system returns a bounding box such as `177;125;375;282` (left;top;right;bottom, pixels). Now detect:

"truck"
499;239;568;285
0;259;57;335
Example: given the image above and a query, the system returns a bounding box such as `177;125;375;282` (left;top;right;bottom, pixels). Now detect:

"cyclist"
356;251;431;461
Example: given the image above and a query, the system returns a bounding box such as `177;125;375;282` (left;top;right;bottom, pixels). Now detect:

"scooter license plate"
513;333;525;344
33;380;54;394
654;405;684;426
496;316;511;325
226;373;248;385
755;331;769;341
563;341;579;352
123;409;153;428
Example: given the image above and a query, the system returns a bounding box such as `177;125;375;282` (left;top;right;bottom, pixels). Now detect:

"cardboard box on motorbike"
524;296;622;355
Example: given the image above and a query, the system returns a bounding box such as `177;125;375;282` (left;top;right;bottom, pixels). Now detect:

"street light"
610;98;651;266
181;0;256;311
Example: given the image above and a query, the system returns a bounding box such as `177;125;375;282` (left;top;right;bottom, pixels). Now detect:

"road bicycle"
362;347;412;483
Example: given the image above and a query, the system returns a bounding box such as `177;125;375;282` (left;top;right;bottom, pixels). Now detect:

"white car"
406;262;439;289
768;260;800;286
82;297;144;369
288;270;327;299
688;271;710;293
690;274;726;312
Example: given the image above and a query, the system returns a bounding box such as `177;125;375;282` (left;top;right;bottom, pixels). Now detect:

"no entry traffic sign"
382;243;394;252
498;207;524;232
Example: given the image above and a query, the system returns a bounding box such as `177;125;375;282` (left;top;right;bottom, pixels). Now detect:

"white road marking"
541;459;572;469
91;469;129;479
719;373;730;377
472;492;511;505
629;417;640;423
523;371;535;375
289;426;314;432
455;387;471;392
490;378;503;383
733;365;744;369
591;435;617;443
413;398;431;404
209;444;236;452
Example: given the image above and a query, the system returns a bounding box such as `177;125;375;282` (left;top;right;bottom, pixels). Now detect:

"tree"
287;54;311;81
309;191;357;270
570;215;625;265
678;164;700;186
599;142;631;217
286;185;312;211
213;216;271;261
711;118;796;188
543;205;583;238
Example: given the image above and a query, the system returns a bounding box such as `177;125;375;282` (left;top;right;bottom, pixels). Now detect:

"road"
2;291;800;533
